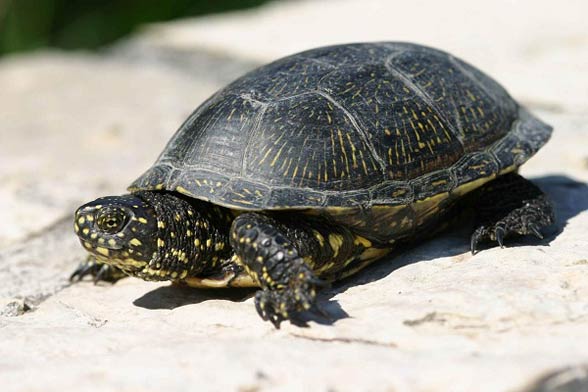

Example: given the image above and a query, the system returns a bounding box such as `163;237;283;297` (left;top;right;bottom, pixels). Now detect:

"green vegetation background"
0;0;271;56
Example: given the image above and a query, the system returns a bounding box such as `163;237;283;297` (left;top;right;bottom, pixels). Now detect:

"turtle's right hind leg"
70;256;128;284
469;173;555;254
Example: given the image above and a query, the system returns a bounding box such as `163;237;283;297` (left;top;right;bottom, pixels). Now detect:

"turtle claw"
255;290;284;329
69;257;126;284
93;264;111;284
69;258;97;282
254;264;325;328
495;226;505;248
470;199;554;253
529;224;544;239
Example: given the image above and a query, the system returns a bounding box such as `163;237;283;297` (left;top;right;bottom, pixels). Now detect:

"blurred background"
0;0;272;55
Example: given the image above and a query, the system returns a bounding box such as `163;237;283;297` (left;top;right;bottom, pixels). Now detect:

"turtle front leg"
70;256;128;283
230;213;367;328
470;173;555;254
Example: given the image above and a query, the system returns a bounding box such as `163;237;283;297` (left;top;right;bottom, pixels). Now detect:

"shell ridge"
313;89;388;176
240;103;269;177
384;51;466;151
447;55;507;107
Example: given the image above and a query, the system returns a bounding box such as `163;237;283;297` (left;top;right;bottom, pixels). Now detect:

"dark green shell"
130;42;551;210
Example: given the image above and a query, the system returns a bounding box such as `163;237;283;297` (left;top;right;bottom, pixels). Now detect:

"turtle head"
74;194;158;274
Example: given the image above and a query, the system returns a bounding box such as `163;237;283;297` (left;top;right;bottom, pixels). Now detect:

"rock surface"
1;1;587;391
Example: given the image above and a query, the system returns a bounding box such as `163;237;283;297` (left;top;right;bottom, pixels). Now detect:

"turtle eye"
96;208;128;234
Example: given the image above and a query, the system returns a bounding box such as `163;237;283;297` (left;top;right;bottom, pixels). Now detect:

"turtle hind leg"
70;256;127;284
470;172;555;254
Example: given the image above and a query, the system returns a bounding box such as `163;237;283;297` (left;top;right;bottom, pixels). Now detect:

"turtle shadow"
324;174;588;297
133;283;349;326
133;285;256;310
133;175;586;323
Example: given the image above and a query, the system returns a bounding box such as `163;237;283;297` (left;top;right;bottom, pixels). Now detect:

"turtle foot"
254;262;327;328
70;257;127;284
470;194;554;254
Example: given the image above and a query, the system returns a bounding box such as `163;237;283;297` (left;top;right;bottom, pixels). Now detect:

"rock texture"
1;1;587;391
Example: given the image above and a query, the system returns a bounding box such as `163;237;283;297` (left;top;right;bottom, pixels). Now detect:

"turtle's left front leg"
70;256;128;283
229;212;365;327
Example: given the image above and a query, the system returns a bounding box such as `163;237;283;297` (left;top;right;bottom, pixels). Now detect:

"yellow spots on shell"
171;272;178;279
90;233;98;240
117;232;125;238
258;146;273;165
206;239;212;248
345;133;358;169
157;221;166;229
194;238;201;247
98;238;105;244
137;217;148;224
337;129;350;176
82;228;90;235
108;238;117;247
96;247;110;257
176;186;189;195
154;184;164;190
157;238;165;248
83;241;92;249
328;233;344;258
86;215;94;222
74;223;80;233
291;165;299;180
77;217;86;225
129;238;142;247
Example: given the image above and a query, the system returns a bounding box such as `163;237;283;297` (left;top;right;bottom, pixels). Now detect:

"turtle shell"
130;42;551;210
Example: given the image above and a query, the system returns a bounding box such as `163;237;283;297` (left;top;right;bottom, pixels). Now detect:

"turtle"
71;42;555;327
